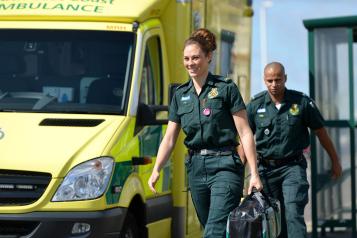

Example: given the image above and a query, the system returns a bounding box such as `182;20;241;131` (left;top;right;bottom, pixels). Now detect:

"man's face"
264;66;286;97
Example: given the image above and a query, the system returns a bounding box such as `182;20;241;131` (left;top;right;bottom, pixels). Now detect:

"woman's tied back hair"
184;28;217;56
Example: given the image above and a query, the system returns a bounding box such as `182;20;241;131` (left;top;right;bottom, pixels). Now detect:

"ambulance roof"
0;0;170;22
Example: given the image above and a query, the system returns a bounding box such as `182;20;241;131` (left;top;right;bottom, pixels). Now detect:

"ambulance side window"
139;36;163;105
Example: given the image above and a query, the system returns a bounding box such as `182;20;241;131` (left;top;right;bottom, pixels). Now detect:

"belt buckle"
267;160;273;166
273;160;281;166
262;158;280;167
200;149;208;155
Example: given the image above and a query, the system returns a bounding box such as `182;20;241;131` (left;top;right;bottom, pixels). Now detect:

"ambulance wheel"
120;211;140;238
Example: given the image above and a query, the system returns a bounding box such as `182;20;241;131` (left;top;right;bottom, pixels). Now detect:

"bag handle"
250;187;273;208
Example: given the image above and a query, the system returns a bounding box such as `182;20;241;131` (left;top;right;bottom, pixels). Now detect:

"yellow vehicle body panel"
0;113;124;176
0;0;170;22
147;218;171;238
0;20;132;31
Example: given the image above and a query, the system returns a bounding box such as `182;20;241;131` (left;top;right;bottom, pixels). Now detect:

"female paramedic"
148;28;263;237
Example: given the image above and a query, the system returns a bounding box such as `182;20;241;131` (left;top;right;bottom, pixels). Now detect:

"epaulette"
216;75;232;83
176;80;190;90
288;89;309;100
289;89;306;96
251;91;266;101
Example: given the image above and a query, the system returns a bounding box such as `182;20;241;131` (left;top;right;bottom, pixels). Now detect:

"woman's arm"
233;109;263;194
148;121;181;193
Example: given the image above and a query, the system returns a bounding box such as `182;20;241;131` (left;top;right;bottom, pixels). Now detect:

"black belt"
258;153;304;167
188;146;235;156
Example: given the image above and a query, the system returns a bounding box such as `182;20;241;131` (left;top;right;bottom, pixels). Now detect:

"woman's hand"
148;170;160;194
248;173;263;194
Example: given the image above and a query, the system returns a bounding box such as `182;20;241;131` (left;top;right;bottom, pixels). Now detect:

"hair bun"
191;28;217;52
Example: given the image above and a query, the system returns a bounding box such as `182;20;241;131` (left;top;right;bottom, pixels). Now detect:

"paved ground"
307;230;353;238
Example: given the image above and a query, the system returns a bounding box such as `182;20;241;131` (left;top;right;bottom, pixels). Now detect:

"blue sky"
251;0;357;96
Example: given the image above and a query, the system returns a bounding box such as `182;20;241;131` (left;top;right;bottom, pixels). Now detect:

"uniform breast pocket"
206;99;223;117
256;118;272;137
288;115;302;134
288;115;301;126
177;103;194;129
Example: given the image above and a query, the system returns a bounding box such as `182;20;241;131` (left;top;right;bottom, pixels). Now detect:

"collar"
264;88;291;105
206;72;216;87
183;72;216;93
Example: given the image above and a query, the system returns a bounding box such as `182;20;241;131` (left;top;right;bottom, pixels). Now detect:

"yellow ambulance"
0;0;253;237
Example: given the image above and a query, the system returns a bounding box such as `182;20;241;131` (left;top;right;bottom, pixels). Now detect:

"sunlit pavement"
307;230;352;238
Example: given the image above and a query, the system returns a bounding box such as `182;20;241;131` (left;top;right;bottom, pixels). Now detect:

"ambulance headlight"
52;157;114;201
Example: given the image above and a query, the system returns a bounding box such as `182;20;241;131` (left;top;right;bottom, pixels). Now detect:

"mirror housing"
136;83;180;126
136;103;168;126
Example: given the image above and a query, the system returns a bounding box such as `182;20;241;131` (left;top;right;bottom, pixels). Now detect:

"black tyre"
120;211;140;238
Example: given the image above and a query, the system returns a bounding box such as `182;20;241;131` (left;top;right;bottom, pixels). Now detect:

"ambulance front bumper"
0;207;127;238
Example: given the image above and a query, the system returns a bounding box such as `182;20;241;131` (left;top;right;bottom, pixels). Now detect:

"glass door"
309;26;356;238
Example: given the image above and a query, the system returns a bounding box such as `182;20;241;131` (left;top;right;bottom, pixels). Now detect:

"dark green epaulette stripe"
251;90;267;101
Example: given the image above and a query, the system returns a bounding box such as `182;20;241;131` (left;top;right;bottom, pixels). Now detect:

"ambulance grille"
0;221;39;236
0;170;51;206
39;118;104;127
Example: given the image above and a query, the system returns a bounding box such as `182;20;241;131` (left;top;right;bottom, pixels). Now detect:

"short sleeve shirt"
246;89;324;159
169;73;246;150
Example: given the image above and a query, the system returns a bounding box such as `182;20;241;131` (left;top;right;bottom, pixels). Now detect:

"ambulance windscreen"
0;30;134;115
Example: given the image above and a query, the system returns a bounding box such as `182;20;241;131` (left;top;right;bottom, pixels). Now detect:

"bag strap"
250;188;273;208
259;189;274;208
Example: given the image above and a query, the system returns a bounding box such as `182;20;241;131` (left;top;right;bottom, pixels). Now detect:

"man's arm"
314;127;342;179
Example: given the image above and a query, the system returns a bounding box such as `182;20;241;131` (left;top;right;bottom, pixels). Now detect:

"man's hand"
331;160;342;179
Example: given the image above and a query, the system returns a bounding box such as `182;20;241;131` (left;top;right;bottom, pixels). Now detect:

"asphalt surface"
307;230;353;238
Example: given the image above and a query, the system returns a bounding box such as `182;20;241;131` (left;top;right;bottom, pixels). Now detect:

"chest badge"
181;95;191;101
264;128;270;135
208;88;218;99
257;108;266;113
203;108;211;116
289;104;300;116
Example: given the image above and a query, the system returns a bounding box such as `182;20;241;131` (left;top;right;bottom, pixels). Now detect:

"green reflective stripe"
106;161;132;204
138;125;162;156
162;163;171;191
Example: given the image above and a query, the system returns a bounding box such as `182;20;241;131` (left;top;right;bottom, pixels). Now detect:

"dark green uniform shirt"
169;73;246;150
246;89;324;159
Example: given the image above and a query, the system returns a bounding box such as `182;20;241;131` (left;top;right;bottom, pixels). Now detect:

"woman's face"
183;43;211;80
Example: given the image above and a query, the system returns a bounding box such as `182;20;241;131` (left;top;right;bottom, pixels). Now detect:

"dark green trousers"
185;153;244;238
259;159;309;238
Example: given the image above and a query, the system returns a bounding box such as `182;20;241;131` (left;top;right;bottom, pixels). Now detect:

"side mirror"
136;83;180;126
136;103;168;126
